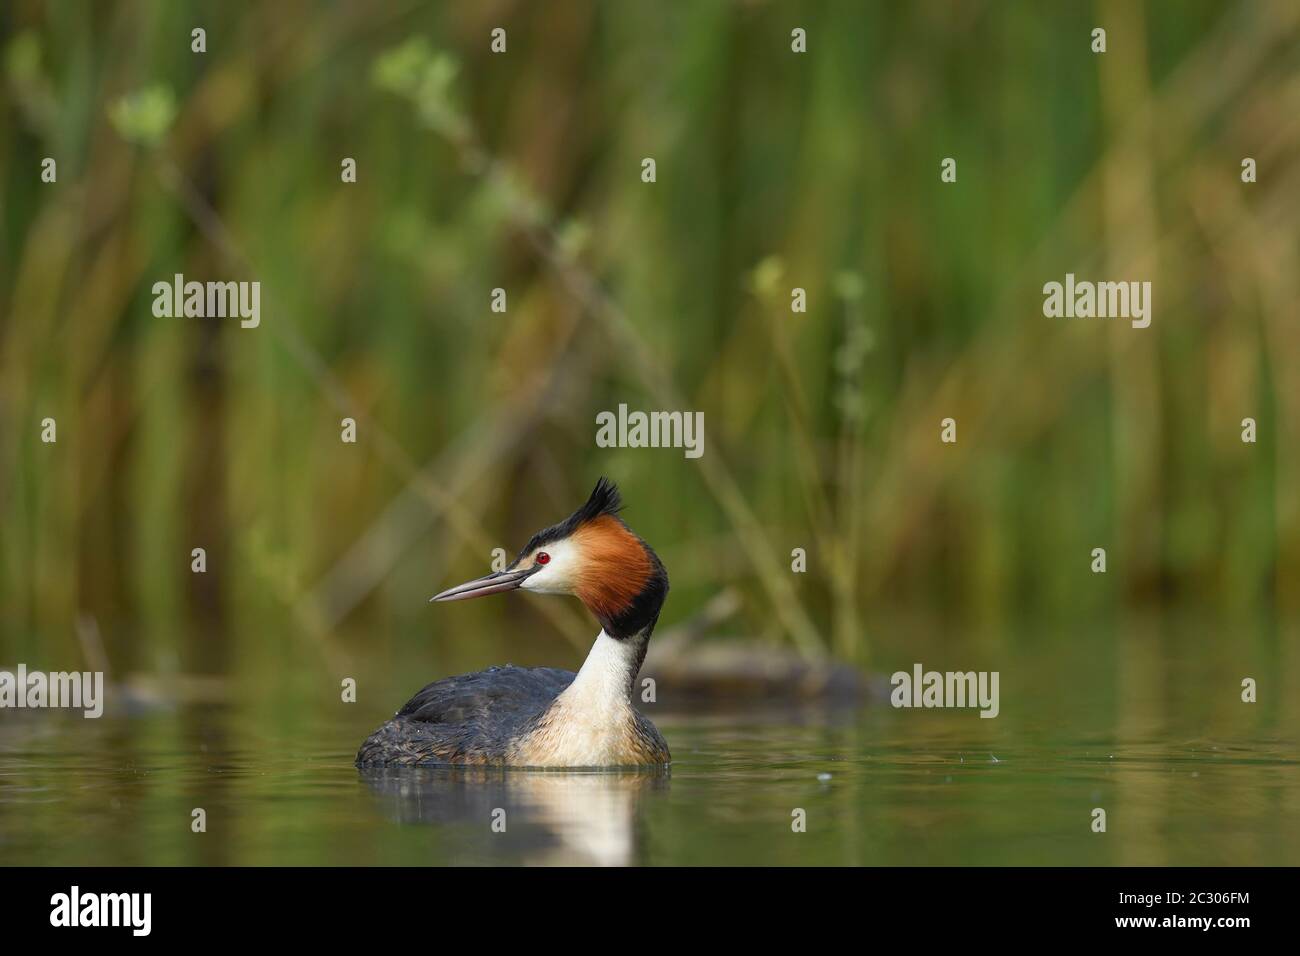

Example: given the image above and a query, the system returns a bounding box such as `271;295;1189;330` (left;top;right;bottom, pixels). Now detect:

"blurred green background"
2;0;1298;707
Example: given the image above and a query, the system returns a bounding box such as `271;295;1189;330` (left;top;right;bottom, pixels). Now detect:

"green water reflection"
2;645;1296;866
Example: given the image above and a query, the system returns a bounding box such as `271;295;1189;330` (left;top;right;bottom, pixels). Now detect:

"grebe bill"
355;478;670;769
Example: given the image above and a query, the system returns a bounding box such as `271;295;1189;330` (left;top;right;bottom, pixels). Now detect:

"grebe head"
431;477;668;639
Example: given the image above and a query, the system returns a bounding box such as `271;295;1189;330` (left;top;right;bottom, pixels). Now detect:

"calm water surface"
2;691;1296;865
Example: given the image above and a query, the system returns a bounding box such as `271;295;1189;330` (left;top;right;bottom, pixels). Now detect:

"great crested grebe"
355;478;670;769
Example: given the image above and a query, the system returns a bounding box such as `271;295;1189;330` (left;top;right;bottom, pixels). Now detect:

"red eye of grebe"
536;552;550;565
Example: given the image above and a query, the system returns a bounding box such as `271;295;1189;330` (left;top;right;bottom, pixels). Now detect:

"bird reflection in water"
357;766;668;866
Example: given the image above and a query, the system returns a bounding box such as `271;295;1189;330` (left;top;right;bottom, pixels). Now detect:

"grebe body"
356;479;669;769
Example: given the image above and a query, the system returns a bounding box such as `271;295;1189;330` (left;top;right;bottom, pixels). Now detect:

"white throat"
560;629;644;714
513;630;642;767
512;628;661;768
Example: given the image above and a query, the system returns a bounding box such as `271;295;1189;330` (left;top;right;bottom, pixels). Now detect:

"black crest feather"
575;476;623;523
511;477;624;564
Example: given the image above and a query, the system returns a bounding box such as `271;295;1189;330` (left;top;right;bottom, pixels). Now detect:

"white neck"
513;629;655;767
560;629;645;713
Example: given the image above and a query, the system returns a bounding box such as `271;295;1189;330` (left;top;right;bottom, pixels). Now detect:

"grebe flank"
355;478;670;769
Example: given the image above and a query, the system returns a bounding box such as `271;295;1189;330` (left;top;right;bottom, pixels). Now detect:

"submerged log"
641;592;886;709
